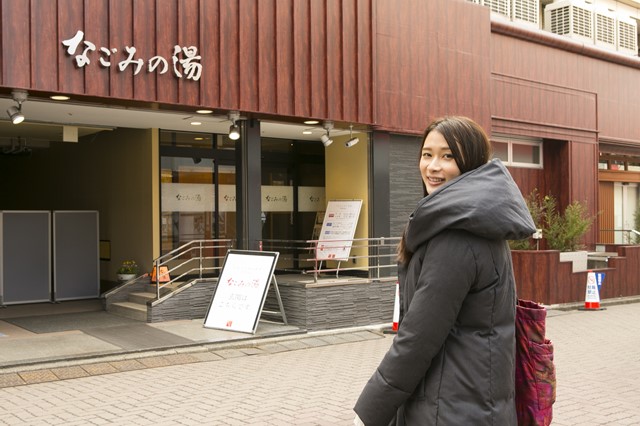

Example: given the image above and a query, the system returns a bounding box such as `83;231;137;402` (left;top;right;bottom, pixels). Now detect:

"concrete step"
145;282;182;296
109;302;147;322
129;292;156;305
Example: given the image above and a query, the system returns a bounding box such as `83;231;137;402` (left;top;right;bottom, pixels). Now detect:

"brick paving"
0;304;639;424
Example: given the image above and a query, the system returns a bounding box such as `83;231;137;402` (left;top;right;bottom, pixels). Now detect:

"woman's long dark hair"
397;116;492;265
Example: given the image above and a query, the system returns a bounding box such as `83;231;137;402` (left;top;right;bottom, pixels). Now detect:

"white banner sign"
316;200;362;261
262;185;293;212
218;184;236;212
162;183;214;212
204;250;279;334
298;187;325;212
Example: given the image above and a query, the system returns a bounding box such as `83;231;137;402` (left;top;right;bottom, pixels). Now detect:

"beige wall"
0;128;156;283
324;131;369;268
87;128;155;281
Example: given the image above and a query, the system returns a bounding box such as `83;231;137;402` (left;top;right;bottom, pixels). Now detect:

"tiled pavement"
1;300;640;424
0;329;384;388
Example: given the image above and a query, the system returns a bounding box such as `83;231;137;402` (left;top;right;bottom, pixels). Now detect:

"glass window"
491;136;543;169
160;130;214;148
492;141;508;161
159;130;236;255
627;162;640;172
512;143;540;165
610;160;625;171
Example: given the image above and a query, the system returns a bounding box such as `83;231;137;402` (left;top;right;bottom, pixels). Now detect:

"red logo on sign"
226;320;233;327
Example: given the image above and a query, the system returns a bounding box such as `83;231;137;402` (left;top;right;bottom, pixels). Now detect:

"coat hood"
405;159;536;253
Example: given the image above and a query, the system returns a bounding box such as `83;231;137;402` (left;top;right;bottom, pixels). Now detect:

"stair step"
146;282;183;297
109;302;147;321
129;292;156;305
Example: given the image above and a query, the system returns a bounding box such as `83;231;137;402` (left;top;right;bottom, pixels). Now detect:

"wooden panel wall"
373;0;492;133
513;246;640;305
2;0;639;142
0;0;374;124
491;30;640;147
491;73;597;143
599;181;614;244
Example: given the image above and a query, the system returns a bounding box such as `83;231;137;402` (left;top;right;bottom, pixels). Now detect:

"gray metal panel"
1;211;51;304
53;211;100;300
389;134;424;238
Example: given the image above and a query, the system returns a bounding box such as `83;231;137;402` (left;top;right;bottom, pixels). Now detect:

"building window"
491;136;543;169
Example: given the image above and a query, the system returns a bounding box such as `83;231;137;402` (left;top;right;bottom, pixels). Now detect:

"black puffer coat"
354;159;536;425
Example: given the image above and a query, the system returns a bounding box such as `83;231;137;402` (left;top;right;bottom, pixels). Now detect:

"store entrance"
261;138;325;270
160;130;236;255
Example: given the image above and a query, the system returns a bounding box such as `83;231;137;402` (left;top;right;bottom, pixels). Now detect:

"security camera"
345;137;359;148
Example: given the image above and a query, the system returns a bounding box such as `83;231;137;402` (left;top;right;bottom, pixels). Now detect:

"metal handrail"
599;229;640;245
260;237;400;283
153;239;233;299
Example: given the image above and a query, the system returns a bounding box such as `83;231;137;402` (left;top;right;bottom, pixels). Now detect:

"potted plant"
511;190;594;271
117;260;139;282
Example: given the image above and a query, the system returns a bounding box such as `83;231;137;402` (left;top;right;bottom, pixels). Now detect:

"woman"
354;116;535;425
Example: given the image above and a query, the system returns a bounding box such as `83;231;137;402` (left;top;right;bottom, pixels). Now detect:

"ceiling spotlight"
228;111;241;140
7;105;24;124
229;123;240;140
345;124;359;148
321;133;333;147
321;120;334;147
7;89;28;125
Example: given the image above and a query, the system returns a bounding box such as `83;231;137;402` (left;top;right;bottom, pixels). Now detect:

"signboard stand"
315;200;362;278
260;276;288;325
203;250;285;334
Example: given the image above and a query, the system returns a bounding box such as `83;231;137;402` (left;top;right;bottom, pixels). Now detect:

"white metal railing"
260;237;401;283
599;229;640;245
153;239;234;299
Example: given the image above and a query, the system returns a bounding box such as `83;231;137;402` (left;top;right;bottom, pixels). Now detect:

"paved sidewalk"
0;299;308;372
0;302;639;425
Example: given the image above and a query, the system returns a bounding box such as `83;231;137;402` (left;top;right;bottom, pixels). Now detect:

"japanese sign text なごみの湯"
61;30;202;81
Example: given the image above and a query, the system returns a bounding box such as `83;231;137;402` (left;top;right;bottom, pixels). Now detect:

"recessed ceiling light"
191;121;202;126
304;120;319;125
194;137;204;141
50;95;70;101
196;109;213;114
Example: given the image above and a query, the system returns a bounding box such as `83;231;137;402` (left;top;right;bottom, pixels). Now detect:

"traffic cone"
392;281;400;331
151;266;170;283
581;270;604;310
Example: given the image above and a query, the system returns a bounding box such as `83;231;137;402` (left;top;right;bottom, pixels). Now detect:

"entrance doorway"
159;130;236;255
261;138;325;270
614;182;638;243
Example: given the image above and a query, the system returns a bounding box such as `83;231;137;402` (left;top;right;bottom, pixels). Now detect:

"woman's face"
419;130;461;194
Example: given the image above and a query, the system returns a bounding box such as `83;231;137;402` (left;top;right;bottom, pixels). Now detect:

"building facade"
1;0;640;293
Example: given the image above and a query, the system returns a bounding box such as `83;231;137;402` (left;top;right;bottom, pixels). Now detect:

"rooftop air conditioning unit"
482;0;511;19
594;6;616;50
616;14;638;56
544;0;594;44
512;0;540;28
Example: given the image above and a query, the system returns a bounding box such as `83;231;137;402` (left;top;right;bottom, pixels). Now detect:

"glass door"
160;131;236;255
161;156;216;253
614;182;638;243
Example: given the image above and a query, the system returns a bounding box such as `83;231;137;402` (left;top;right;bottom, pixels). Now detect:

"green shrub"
544;199;593;251
509;190;593;251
